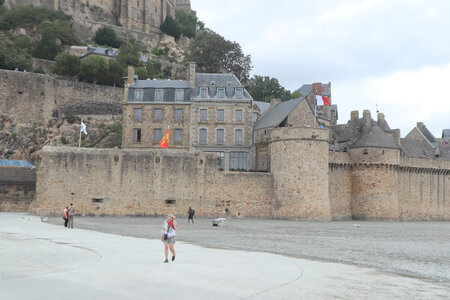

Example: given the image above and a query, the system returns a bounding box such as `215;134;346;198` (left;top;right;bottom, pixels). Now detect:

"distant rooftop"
0;159;35;167
254;98;304;130
296;83;330;97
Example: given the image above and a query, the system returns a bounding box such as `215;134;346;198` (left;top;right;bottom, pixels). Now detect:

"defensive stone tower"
269;127;331;220
349;110;401;220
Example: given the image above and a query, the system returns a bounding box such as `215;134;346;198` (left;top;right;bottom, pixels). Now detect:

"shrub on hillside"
0;41;32;70
78;55;108;84
52;52;80;77
94;26;122;48
15;36;31;51
33;30;59;60
117;43;141;67
0;6;70;31
160;16;181;39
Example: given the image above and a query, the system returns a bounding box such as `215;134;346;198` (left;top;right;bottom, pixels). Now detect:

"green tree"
33;29;59;60
247;75;292;102
175;10;203;38
52;52;80;76
0;41;33;70
118;43;141;67
0;0;5;6
15;36;31;51
105;59;125;86
38;19;77;45
94;26;122;48
160;15;181;39
187;29;252;83
290;91;301;99
78;55;108;84
146;60;162;79
135;66;148;80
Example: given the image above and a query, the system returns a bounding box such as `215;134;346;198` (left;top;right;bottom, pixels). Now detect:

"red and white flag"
316;95;329;106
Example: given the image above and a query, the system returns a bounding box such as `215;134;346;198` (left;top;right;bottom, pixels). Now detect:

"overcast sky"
192;0;449;137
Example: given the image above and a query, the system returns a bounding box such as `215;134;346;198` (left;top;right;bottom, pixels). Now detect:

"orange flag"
160;128;169;148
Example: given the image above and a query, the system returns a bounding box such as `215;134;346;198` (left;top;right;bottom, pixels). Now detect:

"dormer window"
135;89;143;101
155;89;164;101
217;88;225;98
200;87;208;98
175;89;184;102
235;88;244;99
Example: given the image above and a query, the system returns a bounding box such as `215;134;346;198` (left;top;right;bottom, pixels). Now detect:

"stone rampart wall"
31;147;273;217
398;157;450;220
327;152;450;220
0;167;36;211
0;70;123;126
328;152;352;220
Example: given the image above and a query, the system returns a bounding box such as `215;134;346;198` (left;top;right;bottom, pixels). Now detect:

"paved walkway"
1;213;449;299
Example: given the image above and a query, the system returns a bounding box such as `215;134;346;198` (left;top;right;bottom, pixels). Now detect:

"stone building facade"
123;64;254;170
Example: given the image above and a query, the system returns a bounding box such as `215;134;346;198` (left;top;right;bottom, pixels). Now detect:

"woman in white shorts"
161;214;177;263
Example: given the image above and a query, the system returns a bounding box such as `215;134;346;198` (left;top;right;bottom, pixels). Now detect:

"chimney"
350;110;359;144
312;82;322;95
187;62;196;88
392;129;401;146
270;98;281;107
417;122;424;128
362;110;371;133
123;66;135;102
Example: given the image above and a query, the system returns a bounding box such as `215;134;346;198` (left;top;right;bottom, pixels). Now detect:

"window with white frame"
174;109;183;122
153;128;162;144
175;89;184;102
134;108;142;122
174;129;182;144
216;129;224;145
235;88;244;98
199;128;207;144
230;151;247;171
217;88;225;98
235;129;243;145
217;109;224;123
154;108;163;122
200;109;207;122
235;110;243;123
155;89;164;101
200;87;208;98
135;89;143;101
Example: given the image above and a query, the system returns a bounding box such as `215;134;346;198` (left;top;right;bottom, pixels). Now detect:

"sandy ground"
1;213;449;299
47;215;450;285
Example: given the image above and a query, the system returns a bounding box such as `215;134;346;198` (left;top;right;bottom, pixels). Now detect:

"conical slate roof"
351;121;401;149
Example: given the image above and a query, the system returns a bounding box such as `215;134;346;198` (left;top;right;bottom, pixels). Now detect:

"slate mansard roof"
127;79;192;102
192;73;252;100
254;98;305;130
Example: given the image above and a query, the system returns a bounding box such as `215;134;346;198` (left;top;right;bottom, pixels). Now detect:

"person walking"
67;203;74;229
63;206;69;227
161;215;177;263
188;206;195;225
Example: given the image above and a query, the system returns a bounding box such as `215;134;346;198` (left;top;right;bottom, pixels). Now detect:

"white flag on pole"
316;95;324;106
80;119;88;135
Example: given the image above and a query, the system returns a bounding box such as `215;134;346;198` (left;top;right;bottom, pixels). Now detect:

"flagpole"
78;118;82;148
